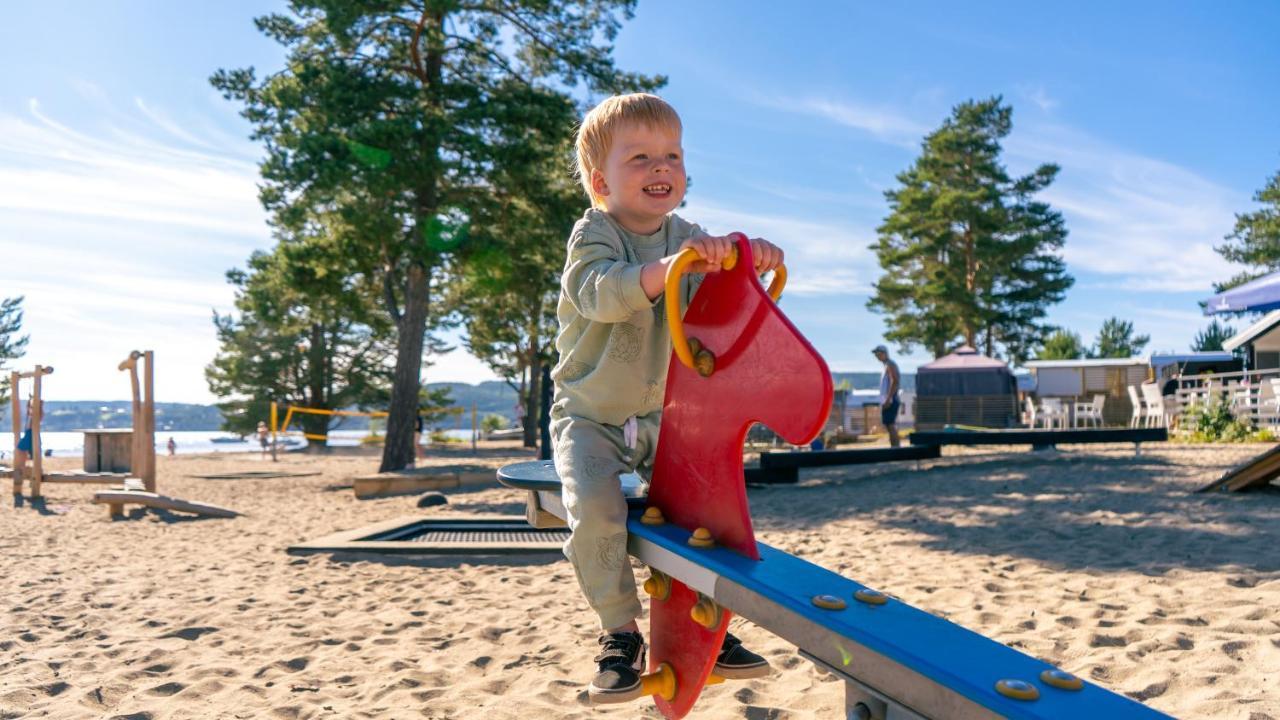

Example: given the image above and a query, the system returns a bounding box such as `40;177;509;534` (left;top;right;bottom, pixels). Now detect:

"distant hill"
0;402;224;432
3;375;910;433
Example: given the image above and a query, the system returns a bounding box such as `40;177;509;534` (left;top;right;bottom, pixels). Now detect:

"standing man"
873;344;901;448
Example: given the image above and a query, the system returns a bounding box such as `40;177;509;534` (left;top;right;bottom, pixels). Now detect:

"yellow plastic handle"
665;244;787;372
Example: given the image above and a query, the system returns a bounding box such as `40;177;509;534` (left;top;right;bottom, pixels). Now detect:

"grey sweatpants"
552;411;661;630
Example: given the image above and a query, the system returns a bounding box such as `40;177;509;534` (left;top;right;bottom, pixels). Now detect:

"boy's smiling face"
592;122;686;235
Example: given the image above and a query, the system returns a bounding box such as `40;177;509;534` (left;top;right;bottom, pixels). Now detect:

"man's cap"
872;344;889;354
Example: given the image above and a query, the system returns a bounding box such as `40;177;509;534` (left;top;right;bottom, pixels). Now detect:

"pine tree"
1215;168;1280;291
870;97;1073;363
205;224;397;441
1191;319;1236;352
212;0;657;471
0;296;28;406
1091;317;1150;358
1037;329;1086;360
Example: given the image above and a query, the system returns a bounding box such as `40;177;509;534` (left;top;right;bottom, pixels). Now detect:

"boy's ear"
590;169;610;198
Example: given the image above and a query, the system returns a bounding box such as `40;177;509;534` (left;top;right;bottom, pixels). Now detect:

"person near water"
873;344;901;447
13;397;37;483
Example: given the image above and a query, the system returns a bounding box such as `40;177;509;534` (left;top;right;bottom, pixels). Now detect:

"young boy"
552;93;784;702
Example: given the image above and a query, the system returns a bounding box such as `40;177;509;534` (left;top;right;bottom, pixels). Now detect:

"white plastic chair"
1074;394;1105;427
1126;385;1143;428
1140;383;1166;427
1041;398;1067;429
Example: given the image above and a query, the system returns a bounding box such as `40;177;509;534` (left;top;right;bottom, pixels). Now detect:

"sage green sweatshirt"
552;208;706;427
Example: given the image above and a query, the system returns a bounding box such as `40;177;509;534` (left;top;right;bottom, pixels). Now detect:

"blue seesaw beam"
498;461;1172;720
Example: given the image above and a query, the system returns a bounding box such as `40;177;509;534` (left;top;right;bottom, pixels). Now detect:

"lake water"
0;428;478;459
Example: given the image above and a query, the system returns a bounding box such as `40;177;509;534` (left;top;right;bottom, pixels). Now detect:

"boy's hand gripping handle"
664;234;786;374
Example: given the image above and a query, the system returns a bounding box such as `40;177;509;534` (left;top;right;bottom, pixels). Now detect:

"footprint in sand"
1089;633;1128;648
147;682;185;696
158;626;219;641
41;681;70;697
1222;640;1250;661
1127;681;1168;701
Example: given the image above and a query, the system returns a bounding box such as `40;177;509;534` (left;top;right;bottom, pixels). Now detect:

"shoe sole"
713;660;773;680
588;683;644;704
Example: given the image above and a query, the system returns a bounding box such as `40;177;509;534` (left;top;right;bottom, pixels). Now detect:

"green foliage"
1216;170;1280;280
205;235;396;439
1037;329;1086;360
869;97;1073;364
212;0;658;471
1176;396;1270;443
1091;317;1149;358
0;296;28;406
417;385;455;428
1191;319;1236;352
481;413;508;434
429;429;463;444
447;91;581;448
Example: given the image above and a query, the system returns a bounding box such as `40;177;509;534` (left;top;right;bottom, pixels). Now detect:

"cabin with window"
1022;358;1148;426
1224;310;1280;370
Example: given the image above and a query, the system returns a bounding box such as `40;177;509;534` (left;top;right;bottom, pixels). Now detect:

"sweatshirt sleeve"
562;221;654;323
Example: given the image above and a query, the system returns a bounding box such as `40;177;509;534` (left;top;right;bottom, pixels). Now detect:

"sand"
2;441;1278;719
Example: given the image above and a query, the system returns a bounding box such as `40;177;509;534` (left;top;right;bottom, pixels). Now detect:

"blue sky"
2;1;1277;402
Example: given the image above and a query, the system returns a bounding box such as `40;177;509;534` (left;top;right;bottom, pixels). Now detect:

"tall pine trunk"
380;264;430;472
379;10;442;473
523;353;541;448
303;322;330;451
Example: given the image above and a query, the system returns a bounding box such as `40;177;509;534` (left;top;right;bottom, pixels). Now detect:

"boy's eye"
632;154;648;161
667;153;681;161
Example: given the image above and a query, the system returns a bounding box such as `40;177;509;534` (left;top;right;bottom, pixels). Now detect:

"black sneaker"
588;631;647;703
714;632;771;679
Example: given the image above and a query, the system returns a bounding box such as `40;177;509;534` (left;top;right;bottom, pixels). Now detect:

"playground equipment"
500;236;1170;719
909;426;1167;454
750;445;941;484
8;352;156;500
6;352;238;519
1198;443;1280;492
276;403;388;444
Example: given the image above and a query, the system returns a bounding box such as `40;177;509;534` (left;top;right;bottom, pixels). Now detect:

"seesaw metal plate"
498;461;1172;720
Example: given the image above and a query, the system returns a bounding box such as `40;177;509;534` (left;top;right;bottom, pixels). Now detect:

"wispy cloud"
1017;85;1059;112
749;87;1243;294
749;93;930;149
681;199;878;295
1006;124;1238;292
0;99;267;236
0;96;272;401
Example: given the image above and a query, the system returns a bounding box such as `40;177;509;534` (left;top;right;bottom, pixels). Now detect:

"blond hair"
574;93;682;207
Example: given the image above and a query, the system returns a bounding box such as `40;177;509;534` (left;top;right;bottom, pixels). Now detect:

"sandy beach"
2;441;1277;719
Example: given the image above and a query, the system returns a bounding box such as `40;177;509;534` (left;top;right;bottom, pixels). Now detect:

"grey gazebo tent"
914;346;1017;430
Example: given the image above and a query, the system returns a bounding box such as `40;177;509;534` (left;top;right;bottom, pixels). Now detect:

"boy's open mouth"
643;183;672;197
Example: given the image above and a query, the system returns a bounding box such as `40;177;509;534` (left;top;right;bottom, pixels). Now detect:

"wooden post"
471;401;478;455
119;351;143;489
31;366;44;500
143;351;156;492
270;401;278;462
10;370;19;496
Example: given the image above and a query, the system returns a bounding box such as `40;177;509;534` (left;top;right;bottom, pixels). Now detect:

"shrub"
1177;397;1273;442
